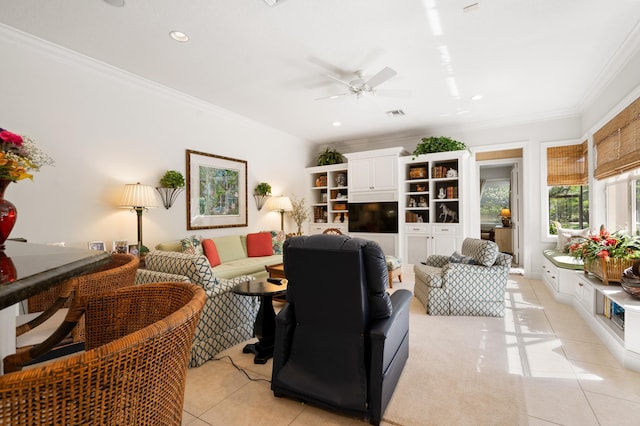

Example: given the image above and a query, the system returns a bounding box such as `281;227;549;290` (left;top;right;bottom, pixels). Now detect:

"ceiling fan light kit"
321;67;398;100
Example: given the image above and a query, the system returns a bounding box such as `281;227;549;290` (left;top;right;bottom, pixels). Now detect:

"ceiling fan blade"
365;67;397;89
327;74;354;89
374;88;412;98
315;92;350;100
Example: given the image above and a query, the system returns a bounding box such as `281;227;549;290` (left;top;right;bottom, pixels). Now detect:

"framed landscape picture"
186;149;248;230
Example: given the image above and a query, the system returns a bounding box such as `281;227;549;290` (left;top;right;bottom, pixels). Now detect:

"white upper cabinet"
345;147;406;202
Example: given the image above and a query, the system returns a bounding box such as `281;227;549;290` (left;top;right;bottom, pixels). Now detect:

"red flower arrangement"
569;225;640;263
0;127;54;181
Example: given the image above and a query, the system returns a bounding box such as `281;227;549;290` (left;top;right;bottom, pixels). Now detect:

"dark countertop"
0;241;111;310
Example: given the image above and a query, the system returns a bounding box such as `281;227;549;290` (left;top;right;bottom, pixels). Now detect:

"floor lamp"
119;182;158;250
266;195;293;232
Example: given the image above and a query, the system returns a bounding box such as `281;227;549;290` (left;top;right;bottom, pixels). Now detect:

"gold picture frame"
186;149;248;230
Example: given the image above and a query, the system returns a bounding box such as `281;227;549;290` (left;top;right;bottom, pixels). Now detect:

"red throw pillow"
202;239;221;267
247;232;274;257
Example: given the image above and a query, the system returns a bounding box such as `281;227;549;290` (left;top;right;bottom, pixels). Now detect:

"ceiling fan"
317;66;398;100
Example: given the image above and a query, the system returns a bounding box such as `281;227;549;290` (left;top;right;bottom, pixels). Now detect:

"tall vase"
0;180;17;249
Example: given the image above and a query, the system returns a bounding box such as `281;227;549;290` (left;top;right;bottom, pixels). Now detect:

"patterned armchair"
413;238;512;317
136;250;259;367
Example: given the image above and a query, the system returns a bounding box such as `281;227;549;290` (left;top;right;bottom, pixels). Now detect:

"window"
546;141;589;234
549;185;589;231
480;179;510;225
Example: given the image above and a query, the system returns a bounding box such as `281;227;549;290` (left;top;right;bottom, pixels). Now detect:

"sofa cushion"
246;232;274;257
202;239;221;267
449;251;476;265
461;238;498;267
269;230;285;255
181;236;203;255
553;221;589;252
156;241;183;252
144;250;216;290
212;235;246;263
212;255;283;279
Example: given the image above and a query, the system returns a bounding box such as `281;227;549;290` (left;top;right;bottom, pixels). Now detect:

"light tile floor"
182;267;640;425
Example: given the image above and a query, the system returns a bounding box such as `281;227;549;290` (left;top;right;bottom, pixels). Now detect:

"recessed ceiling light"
103;0;125;6
169;31;190;42
471;94;484;101
332;121;341;127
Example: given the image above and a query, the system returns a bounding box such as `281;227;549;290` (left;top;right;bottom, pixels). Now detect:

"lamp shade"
120;183;158;208
266;195;293;212
500;208;511;218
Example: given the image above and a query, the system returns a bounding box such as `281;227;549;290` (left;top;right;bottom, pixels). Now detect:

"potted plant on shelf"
317;147;344;166
412;136;467;158
569;225;640;285
156;170;185;209
254;182;272;210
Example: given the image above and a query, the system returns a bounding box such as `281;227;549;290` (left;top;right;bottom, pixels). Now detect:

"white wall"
0;26;312;249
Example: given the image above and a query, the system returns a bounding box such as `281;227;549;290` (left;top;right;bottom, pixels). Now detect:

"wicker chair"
322;227;344;235
0;282;206;426
7;253;139;372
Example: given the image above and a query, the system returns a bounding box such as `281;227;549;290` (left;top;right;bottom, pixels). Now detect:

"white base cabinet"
404;224;458;265
542;264;640;372
540;256;576;304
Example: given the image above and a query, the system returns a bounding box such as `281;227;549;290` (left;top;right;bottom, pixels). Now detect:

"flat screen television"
348;202;399;234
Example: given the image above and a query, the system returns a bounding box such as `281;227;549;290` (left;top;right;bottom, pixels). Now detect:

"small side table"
232;279;287;364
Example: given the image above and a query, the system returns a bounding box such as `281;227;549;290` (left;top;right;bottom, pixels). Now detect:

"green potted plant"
157;170;185;209
254;182;272;196
159;170;185;188
412;136;467;157
254;182;272;210
317;147;344;166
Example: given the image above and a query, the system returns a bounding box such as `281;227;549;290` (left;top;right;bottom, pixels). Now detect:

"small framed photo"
128;243;140;257
88;241;106;251
113;240;128;254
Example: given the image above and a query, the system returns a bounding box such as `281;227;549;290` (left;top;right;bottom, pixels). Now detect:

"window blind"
547;141;587;186
594;95;640;180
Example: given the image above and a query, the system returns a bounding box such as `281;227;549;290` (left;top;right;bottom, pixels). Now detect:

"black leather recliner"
271;234;411;425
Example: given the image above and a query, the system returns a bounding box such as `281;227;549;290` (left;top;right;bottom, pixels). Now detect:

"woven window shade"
547;141;587;186
594;95;640;180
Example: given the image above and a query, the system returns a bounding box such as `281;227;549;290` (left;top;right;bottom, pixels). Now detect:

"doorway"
476;155;523;267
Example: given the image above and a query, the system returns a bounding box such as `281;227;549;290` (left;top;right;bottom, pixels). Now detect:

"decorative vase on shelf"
0;180;17;249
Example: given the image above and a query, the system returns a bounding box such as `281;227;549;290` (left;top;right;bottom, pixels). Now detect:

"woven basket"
584;257;633;285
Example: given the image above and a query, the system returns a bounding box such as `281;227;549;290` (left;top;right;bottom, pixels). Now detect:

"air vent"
263;0;279;5
463;3;480;13
386;109;406;117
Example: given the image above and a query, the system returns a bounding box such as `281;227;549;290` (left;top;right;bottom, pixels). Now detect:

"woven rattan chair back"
0;282;206;426
70;253;139;342
8;254;139;372
322;227;343;235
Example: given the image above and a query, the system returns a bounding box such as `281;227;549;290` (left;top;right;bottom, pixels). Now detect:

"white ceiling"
1;0;640;145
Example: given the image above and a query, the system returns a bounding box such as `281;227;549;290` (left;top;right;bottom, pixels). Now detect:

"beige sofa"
155;234;283;280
